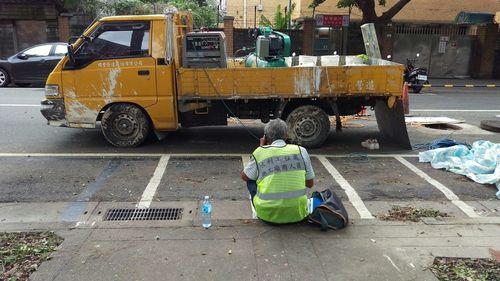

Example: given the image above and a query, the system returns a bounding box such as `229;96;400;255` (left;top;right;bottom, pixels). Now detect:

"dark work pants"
246;180;257;203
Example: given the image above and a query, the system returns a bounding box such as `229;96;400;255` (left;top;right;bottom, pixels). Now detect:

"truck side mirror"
67;45;75;64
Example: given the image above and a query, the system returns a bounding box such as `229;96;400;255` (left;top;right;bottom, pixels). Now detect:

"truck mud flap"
375;99;411;149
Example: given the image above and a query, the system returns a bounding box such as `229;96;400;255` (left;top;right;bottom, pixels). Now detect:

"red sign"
315;14;350;27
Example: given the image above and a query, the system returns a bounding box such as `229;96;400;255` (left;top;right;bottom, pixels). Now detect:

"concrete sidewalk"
3;215;499;281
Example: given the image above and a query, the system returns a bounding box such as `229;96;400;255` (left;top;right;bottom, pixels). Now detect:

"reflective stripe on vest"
256;188;306;200
252;144;308;224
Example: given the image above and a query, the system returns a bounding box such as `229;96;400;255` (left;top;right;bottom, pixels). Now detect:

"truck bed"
177;57;405;100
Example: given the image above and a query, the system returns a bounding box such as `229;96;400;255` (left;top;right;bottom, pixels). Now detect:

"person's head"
264;119;288;143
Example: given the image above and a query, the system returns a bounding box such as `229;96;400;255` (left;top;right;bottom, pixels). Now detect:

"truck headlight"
45;85;60;96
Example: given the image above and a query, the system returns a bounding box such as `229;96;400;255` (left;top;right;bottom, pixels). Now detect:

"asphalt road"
0;86;498;154
0;86;498;220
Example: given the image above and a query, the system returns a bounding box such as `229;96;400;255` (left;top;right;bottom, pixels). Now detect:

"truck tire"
101;104;151;148
286;105;330;148
0;68;10;87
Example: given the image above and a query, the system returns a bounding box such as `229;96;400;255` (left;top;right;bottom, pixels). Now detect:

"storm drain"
104;208;183;221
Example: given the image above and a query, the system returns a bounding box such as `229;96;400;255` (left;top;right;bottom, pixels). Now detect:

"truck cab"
41;13;191;147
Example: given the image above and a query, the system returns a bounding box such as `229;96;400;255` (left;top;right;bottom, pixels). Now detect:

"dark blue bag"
308;189;349;231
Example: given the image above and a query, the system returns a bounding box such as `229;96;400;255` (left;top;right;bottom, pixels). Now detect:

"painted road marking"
0;153;419;158
241;155;257;219
137;155;170;209
61;159;121;221
317;156;374;219
395;156;480;218
0;104;39;107
421;84;498;88
411;109;500;112
409;93;436;96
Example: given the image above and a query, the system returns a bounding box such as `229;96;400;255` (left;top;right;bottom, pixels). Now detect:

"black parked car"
0;43;67;87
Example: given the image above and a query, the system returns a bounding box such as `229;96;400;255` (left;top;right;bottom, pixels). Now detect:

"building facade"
0;0;91;58
226;0;500;28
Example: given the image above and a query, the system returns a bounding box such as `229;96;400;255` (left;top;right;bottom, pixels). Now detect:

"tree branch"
379;0;411;22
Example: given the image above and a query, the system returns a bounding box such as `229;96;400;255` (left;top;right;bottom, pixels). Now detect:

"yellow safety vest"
252;144;308;223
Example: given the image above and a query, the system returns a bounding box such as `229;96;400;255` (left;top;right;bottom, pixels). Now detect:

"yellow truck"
41;10;410;148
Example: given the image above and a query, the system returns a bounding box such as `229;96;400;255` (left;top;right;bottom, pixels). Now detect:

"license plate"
417;75;427;81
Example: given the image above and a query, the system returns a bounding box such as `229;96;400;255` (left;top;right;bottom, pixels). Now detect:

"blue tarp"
419;140;500;199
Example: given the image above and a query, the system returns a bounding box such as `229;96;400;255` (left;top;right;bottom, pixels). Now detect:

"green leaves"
431;257;500;281
336;0;356;9
1;232;63;280
260;3;295;29
378;205;450;222
65;0;219;28
169;0;219;28
308;0;326;9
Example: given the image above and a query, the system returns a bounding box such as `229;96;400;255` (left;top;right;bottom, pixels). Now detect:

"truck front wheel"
286;105;330;148
101;104;151;148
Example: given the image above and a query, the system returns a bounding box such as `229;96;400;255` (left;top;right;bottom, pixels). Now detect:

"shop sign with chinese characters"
315;14;350;27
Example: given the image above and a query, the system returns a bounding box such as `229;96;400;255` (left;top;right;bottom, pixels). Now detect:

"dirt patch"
1;232;63;281
430;257;500;281
378;205;450;222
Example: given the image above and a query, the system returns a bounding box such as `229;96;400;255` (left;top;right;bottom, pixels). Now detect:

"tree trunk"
355;0;412;24
379;0;411;23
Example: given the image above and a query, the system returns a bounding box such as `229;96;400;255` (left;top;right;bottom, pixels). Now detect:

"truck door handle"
138;70;149;76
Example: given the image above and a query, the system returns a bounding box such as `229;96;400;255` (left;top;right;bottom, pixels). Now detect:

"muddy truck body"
41;11;410;148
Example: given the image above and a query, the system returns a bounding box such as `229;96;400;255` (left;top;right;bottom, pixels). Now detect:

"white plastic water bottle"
201;196;212;228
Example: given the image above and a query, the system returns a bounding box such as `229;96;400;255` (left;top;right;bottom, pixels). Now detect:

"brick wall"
301;17;314;55
470;23;498;78
0;3;57;20
16;20;47;50
494;30;500;78
223;16;234;57
0;1;56;56
58;15;70;42
0;21;15;56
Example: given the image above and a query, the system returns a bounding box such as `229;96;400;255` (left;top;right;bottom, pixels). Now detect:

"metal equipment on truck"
40;9;410;149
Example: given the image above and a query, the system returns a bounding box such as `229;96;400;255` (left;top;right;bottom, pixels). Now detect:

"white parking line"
411;109;500;112
136;155;170;209
0;104;39;107
241;155;257;219
395;156;480;218
0;153;419;158
317;156;374;219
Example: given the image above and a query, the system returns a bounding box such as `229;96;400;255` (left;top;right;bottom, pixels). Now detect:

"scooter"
404;53;428;93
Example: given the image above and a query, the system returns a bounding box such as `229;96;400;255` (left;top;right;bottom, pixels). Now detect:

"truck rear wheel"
286;105;330;148
101;104;151;148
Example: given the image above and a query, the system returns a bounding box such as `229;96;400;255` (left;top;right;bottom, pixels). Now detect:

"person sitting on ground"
240;119;315;224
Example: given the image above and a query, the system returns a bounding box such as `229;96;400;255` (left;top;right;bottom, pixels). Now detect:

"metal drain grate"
104;208;183;221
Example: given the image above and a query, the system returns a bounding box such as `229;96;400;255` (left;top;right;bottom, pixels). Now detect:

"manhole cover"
104;208;183;221
423;123;462;130
480;120;500;132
